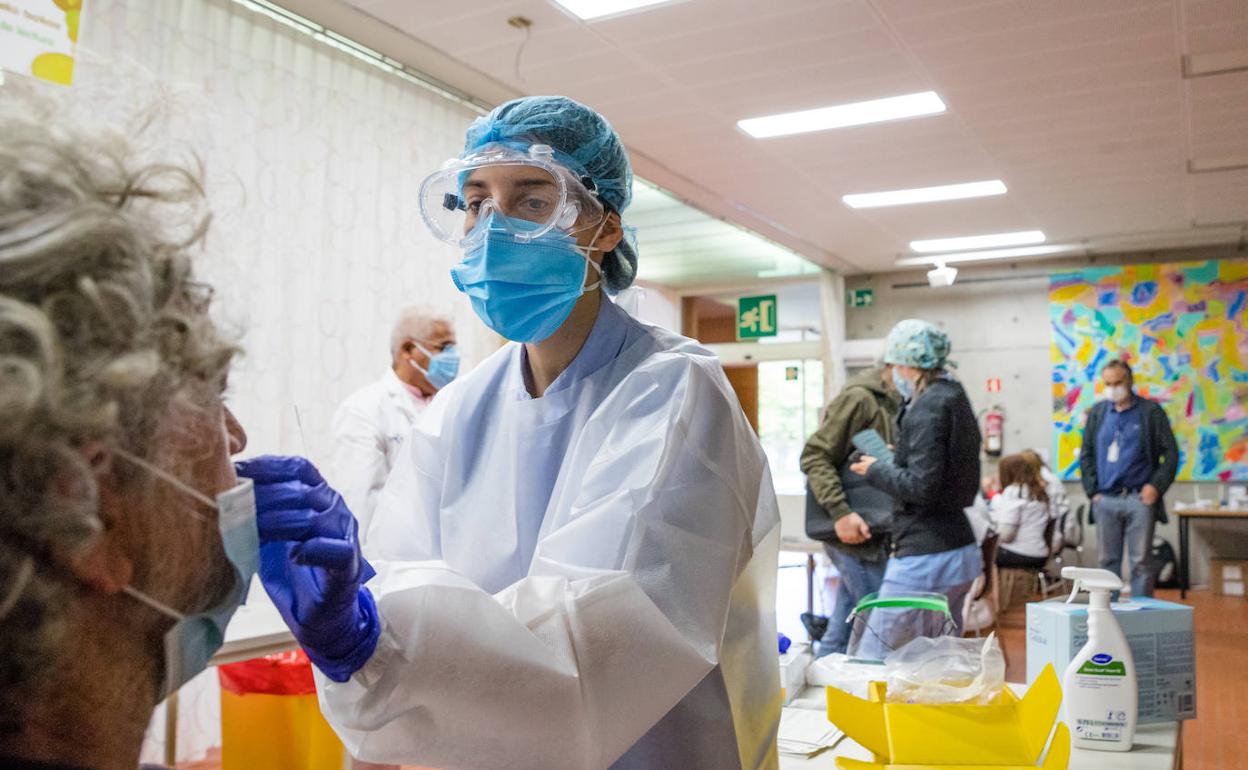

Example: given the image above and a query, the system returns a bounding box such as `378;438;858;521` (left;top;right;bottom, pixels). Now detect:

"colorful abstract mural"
1050;259;1248;482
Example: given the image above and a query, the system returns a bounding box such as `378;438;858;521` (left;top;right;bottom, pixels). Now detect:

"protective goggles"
418;143;605;248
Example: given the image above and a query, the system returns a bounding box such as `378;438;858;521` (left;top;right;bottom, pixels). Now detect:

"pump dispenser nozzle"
1062;566;1123;605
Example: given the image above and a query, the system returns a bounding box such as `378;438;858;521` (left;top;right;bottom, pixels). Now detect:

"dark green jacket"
1079;395;1179;524
800;368;900;559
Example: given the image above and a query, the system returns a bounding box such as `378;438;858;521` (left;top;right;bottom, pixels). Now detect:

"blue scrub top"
1096;398;1151;492
885;542;982;589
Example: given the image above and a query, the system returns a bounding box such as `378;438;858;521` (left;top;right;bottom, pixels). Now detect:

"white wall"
628;281;681;331
844;249;1248;587
76;0;488;467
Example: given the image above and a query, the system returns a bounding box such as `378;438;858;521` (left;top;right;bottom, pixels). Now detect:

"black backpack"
1147;536;1179;589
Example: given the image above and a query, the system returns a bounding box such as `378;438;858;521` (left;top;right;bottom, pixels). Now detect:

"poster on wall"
1050;258;1248;482
0;1;83;86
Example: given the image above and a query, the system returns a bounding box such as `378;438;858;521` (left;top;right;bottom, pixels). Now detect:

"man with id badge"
1079;359;1178;598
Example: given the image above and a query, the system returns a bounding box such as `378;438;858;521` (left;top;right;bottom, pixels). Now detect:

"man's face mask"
410;341;460;390
1105;383;1130;403
114;449;258;700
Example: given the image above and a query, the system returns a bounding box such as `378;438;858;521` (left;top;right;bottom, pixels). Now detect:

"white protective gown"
329;369;430;547
317;297;781;770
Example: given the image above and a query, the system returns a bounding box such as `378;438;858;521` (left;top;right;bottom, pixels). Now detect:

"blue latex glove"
236;455;381;682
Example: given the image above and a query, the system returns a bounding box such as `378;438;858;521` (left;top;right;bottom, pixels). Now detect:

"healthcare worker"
850;320;982;646
330;306;456;547
241;96;782;770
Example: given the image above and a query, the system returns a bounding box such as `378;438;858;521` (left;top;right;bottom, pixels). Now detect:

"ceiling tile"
335;0;1238;275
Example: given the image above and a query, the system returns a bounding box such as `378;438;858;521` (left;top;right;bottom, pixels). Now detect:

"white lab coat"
317;299;781;770
330;369;430;545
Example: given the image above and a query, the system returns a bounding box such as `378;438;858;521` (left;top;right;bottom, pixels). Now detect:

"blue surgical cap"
884;319;953;369
463;96;637;291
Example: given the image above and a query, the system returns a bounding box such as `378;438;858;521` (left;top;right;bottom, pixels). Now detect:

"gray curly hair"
389;305;451;357
0;85;237;722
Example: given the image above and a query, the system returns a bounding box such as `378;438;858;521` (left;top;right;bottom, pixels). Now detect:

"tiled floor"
996;584;1246;770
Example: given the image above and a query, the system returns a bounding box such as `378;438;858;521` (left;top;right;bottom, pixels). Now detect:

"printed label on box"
1224;565;1243;580
1027;598;1196;723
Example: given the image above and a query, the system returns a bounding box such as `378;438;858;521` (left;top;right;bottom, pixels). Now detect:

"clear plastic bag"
883;633;1005;704
805;652;887;699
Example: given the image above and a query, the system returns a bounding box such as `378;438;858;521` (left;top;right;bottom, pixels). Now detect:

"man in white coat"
330;307;456;770
330;306;457;548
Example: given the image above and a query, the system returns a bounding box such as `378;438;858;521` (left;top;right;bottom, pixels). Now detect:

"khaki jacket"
800;368;900;557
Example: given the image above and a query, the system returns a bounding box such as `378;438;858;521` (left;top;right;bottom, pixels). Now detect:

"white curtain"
71;0;488;760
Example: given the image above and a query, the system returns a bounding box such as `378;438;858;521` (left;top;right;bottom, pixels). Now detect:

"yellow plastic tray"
825;664;1070;770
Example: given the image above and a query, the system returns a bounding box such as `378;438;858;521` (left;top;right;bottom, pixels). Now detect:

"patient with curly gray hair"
0;86;251;770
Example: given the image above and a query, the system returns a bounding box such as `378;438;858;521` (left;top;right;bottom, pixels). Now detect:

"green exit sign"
848;287;874;308
737;294;778;340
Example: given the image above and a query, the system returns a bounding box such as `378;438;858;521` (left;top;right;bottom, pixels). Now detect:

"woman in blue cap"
850;319;983;646
240;97;781;769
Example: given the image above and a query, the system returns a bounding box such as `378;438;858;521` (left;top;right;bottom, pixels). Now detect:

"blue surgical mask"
450;212;603;343
115;450;258;700
411;342;459;390
892;368;915;401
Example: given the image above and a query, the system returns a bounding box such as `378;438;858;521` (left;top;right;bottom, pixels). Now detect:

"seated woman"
989;454;1053;570
0;88;251;770
1020;448;1070;521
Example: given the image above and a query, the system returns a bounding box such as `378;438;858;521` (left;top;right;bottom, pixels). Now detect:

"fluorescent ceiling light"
843;180;1006;209
909;229;1045;254
551;0;677;21
896;244;1077;267
738;91;946;139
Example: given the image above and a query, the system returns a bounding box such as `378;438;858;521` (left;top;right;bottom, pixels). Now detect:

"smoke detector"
927;263;958;287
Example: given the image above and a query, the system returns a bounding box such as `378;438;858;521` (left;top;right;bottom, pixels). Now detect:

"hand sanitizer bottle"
1061;567;1137;752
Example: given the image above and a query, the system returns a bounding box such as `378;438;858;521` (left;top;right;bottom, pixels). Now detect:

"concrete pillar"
819;269;847;403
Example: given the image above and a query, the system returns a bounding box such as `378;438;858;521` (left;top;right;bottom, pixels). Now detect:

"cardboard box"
1026;597;1196;724
779;643;812;705
1211;558;1247;598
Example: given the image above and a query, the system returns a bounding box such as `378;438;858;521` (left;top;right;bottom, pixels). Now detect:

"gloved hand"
236;455;381;682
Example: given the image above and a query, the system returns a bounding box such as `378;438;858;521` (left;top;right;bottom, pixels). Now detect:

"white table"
781;535;824;618
779;686;1182;770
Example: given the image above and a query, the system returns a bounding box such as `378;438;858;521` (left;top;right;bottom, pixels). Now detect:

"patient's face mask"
115;449;258;699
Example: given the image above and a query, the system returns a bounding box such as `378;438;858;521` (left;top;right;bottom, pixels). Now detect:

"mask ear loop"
407;340;437;378
112;448;216;523
102;449;212;621
0;557;34;621
123;584;188;621
575;215;609;293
